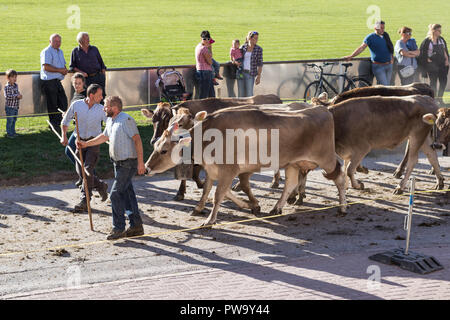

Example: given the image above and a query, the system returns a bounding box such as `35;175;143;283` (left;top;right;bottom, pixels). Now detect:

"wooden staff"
46;120;90;177
75;112;94;231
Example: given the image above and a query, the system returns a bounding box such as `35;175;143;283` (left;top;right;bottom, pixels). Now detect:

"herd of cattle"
140;83;450;227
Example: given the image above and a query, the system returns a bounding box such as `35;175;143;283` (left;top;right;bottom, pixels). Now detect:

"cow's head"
141;102;174;144
168;107;207;131
144;122;193;176
311;92;330;106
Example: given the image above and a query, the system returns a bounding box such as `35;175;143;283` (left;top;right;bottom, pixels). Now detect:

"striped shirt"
4;82;20;109
103;112;139;161
61;99;106;139
195;43;212;71
241;44;263;77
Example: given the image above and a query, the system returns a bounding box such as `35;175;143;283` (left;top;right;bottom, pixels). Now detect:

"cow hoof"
174;193;185;201
231;183;242;192
287;196;297;205
353;181;365;190
251;206;261;215
192;209;207;216
269;208;282;215
393;170;403;179
196;182;205;189
393;187;403;195
356;166;369;174
294;198;304;206
270;182;279;189
200;222;214;229
434;182;445;190
428;168;435;175
337;208;347;217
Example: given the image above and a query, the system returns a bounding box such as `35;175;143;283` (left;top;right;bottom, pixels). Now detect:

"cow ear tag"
194;111;207;121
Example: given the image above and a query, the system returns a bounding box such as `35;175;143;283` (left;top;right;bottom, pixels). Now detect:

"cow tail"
322;160;342;180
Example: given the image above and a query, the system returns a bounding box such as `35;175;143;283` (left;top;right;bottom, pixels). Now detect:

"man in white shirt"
61;84;108;212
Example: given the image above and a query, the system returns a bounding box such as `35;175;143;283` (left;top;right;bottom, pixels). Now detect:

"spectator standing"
3;69;22;138
237;31;263;97
60;84;108;212
395;27;420;85
70;32;107;100
77;96;145;240
195;30;215;99
344;21;394;85
418;24;449;104
40;33;68;131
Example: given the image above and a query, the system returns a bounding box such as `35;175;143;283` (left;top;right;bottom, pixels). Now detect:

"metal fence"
0;58;377;117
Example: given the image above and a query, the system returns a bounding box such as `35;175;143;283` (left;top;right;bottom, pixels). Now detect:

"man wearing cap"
344;20;394;85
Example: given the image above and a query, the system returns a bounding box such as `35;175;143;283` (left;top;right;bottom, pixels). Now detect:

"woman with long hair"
395;26;420;85
237;31;263;97
418;24;449;103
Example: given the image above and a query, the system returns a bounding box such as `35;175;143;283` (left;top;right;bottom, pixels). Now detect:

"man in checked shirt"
61;84;109;212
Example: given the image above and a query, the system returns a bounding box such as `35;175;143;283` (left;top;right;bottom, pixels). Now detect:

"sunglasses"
202;37;210;40
404;32;412;35
251;31;259;36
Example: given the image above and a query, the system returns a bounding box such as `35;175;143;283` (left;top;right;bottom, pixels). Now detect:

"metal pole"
404;176;416;255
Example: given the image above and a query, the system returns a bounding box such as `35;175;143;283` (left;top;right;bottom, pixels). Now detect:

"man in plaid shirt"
4;69;22;138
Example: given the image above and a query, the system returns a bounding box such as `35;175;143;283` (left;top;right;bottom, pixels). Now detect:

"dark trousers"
110;158;142;231
41;79;68;129
428;67;449;99
197;70;215;99
86;72;106;101
75;145;104;201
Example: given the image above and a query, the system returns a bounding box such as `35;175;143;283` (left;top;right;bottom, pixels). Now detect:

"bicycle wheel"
304;80;330;103
344;77;371;91
277;77;303;100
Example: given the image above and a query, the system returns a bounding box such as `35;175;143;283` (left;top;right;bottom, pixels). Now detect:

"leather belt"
372;61;391;65
80;137;95;141
113;158;137;165
88;71;101;77
243;69;250;73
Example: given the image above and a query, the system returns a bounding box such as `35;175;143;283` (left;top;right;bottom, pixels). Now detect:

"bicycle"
304;62;371;102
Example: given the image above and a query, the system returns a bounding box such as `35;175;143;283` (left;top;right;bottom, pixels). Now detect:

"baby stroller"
155;67;191;106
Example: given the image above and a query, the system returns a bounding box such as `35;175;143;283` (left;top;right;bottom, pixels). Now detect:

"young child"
4;69;22;138
230;39;244;79
208;38;223;85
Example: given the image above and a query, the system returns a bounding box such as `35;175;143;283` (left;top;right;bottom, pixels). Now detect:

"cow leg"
193;177;213;215
235;172;261;215
271;170;281;189
270;165;299;215
395;136;423;194
202;175;235;227
192;165;204;189
174;180;186;201
322;160;347;215
287;170;307;205
347;150;369;190
393;140;410;179
420;136;444;190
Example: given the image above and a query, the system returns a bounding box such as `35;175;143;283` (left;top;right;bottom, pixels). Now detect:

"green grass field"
1;0;449;71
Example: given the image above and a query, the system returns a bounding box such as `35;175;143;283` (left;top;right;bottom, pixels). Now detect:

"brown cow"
288;95;443;206
145;106;347;226
141;94;283;200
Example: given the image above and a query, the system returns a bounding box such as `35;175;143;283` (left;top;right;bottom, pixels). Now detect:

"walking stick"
47;120;90;177
75;112;94;231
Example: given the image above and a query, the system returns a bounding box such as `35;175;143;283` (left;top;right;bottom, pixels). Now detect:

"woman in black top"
418;24;449;103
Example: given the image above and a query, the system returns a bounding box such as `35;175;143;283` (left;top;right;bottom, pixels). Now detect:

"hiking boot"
215;75;223;80
97;182;109;201
212;79;219;86
125;225;144;237
106;229;126;240
73;200;88;213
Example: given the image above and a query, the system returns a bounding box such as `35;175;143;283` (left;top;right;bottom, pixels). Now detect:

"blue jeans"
212;59;220;77
110;159;142;231
237;72;255;97
65;132;77;165
371;63;393;85
5;107;18;136
196;70;215;99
